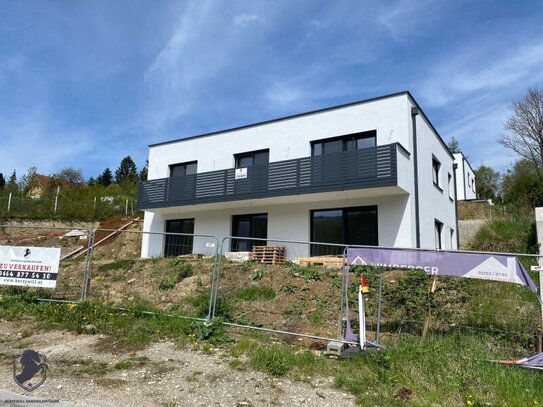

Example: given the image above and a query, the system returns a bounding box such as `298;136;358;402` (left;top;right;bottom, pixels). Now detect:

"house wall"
141;193;413;259
454;153;477;200
415;111;457;250
147;94;413;180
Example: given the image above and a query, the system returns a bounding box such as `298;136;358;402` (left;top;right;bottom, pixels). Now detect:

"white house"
138;91;458;259
453;152;477;200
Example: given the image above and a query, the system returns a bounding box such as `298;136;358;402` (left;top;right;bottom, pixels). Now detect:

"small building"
137;91;458;259
453;153;477;201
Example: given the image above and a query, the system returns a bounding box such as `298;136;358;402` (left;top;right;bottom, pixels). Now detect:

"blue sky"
1;0;542;180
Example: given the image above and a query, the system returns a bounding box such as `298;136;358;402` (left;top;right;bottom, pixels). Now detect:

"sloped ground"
0;320;354;407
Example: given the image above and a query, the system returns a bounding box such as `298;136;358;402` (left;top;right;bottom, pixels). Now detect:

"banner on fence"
347;248;538;293
0;246;61;288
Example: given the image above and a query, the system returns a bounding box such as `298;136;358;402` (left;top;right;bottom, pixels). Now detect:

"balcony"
138;143;408;210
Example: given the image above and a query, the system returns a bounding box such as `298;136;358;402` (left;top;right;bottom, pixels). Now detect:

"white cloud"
377;0;442;41
233;14;258;28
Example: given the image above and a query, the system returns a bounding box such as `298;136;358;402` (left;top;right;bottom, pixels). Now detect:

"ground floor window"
164;218;195;257
310;206;378;255
434;220;443;250
231;213;268;251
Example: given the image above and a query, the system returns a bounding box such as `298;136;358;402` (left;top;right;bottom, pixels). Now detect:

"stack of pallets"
251;246;286;265
296;256;345;268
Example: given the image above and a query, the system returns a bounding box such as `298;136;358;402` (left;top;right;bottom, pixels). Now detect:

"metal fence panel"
0;224;91;302
86;228;219;320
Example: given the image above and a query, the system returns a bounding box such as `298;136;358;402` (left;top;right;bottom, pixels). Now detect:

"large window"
231;213;268;251
164;218;195;257
310;206;378;255
311;130;376;156
234;149;269;168
170;161;197;177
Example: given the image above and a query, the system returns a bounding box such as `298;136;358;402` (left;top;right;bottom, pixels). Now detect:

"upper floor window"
170;161;197;177
235;149;269;168
311;130;376;156
432;156;441;188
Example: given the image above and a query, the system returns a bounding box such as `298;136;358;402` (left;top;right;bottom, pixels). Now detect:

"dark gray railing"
138;143;401;210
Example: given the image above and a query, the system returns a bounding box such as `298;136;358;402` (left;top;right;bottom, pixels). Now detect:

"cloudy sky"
1;0;542;180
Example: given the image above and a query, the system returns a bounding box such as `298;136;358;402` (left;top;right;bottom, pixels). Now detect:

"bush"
467;217;538;254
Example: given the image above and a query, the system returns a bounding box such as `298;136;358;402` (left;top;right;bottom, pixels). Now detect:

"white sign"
235;168;247;179
0;246;61;288
206;242;216;248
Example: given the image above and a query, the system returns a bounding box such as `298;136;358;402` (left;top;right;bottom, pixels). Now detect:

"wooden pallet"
251;246;286;265
296;256;345;267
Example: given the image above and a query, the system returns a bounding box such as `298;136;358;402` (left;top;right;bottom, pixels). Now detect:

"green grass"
98;260;136;273
235;286;276;301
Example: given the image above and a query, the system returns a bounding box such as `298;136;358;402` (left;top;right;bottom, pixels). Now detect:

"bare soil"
0;320;355;407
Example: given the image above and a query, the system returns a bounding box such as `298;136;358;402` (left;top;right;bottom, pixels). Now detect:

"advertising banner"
0;246;61;288
347;247;538;293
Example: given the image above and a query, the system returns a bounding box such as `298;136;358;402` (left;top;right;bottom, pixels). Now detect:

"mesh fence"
0;224;91;301
86;229;219;320
212;237;348;343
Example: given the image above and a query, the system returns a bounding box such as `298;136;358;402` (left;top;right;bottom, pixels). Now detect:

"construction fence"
0;224;542;360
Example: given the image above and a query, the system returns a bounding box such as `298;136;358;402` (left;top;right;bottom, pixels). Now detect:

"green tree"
474;165;500;200
20;167;39;195
498;88;543;179
6;170;17;193
0;173;5;190
139;159;148;181
501;159;543;207
54;168;84;184
115;156;138;185
447;137;460;154
97;168;113;187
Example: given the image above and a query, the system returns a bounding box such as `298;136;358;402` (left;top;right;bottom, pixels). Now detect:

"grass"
98;260;136;273
235;286;276;301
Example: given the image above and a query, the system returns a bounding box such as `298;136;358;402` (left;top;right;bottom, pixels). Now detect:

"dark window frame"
310;205;378;256
169;161;198;177
310;130;377;156
234;149;270;168
164;218;195;257
231;213;268;251
432;156;442;190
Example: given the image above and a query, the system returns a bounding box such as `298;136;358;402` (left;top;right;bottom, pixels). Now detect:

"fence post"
535;208;543;329
7;192;11;212
54;185;59;214
80;231;96;300
125;199;129;215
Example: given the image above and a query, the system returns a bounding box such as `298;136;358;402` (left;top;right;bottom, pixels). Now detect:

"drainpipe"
411;107;421;248
453;163;460;249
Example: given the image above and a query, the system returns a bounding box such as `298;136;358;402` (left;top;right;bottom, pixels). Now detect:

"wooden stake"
422;275;438;339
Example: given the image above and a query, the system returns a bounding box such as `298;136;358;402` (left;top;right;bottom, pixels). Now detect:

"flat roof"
148;90;454;160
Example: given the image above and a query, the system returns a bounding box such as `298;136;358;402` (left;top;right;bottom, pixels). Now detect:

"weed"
250;345;294;376
281;282;297;294
228;359;245;370
98;260;135;273
288;263;322;281
252;269;267;281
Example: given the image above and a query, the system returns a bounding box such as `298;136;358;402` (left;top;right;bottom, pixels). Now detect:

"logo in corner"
13;349;48;392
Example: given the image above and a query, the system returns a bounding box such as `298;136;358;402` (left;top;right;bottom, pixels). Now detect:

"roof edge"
149;91;412;148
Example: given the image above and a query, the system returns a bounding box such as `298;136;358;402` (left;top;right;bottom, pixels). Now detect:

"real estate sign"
0;246;61;288
347;247;538;294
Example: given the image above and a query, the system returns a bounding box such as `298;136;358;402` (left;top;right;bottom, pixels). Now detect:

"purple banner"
347;248;538;293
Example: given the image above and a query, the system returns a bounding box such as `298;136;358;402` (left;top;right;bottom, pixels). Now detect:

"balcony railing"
138;143;403;210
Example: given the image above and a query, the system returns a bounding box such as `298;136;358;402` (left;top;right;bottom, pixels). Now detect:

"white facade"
140;92;458;258
454;153;477;200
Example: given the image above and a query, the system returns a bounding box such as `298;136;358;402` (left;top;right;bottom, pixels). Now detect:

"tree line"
0;156;147;197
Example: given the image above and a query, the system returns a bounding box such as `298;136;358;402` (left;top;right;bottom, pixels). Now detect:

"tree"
115;156;138;185
139;159;148;181
0;173;5;190
447;137;460;154
474;165;500;200
7;170;17;193
501;159;543;207
20;167;39;195
97;168;113;187
54;168;84;184
498;88;543;179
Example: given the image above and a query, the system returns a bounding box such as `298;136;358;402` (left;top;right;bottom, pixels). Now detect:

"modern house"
453;153;477;200
138;91;458;259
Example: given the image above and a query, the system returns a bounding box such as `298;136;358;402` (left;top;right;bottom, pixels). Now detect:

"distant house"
26;174;73;199
138;91;458;259
453;153;476;201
